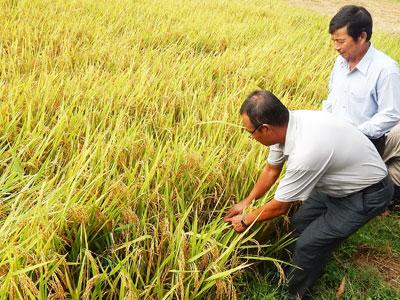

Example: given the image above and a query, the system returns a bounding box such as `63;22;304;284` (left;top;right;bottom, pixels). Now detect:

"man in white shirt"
322;5;400;206
225;90;393;299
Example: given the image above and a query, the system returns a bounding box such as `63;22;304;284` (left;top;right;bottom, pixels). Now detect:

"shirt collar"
354;43;374;75
282;111;296;156
339;44;375;75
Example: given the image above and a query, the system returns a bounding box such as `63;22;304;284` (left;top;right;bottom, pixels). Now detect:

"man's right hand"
224;201;250;222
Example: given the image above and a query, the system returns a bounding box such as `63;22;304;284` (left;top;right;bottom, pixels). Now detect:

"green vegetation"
0;0;399;298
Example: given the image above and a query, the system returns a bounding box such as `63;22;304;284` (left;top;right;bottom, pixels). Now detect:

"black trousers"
395;185;400;201
390;184;400;206
286;176;393;299
369;135;386;157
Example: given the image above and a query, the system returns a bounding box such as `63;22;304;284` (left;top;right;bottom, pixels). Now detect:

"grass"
0;0;399;299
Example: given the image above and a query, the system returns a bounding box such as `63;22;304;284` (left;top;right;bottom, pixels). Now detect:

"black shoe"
388;199;400;211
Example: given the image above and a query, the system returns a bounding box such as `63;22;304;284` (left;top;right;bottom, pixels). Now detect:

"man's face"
331;26;367;62
241;113;273;146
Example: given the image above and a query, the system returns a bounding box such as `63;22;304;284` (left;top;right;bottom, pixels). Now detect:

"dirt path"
287;0;400;34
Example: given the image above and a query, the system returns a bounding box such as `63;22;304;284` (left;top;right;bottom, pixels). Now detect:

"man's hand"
224;201;249;222
227;214;247;233
224;162;282;223
225;198;291;234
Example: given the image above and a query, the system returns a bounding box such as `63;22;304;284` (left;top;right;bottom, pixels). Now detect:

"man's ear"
359;31;368;43
261;124;271;132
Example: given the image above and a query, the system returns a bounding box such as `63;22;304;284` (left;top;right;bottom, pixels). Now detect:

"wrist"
243;197;253;205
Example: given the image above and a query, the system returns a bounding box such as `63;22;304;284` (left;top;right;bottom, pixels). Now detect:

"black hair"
240;90;289;128
329;5;372;41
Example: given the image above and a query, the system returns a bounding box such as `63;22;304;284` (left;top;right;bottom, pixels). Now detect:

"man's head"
240;90;289;146
329;5;372;62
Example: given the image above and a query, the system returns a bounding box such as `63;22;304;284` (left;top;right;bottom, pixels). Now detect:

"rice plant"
0;0;399;298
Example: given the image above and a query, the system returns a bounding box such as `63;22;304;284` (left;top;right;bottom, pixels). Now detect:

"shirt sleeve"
274;150;333;202
267;144;285;165
358;67;400;139
321;70;335;112
274;169;319;202
321;58;340;113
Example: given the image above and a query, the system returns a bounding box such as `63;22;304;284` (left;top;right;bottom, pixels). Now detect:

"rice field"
0;0;399;299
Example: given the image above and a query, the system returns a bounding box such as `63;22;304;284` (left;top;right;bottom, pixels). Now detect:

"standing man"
225;90;393;299
323;5;400;152
322;5;400;205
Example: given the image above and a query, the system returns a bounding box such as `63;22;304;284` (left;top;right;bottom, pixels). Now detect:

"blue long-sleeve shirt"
322;44;400;139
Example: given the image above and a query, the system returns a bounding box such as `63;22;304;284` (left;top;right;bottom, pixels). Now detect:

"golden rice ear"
48;274;67;300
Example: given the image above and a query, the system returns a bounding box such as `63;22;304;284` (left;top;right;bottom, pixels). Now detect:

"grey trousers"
287;176;393;299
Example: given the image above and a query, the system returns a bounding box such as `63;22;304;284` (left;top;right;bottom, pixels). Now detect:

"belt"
361;177;387;194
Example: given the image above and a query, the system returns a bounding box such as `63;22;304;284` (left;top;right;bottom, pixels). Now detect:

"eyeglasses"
250;124;263;135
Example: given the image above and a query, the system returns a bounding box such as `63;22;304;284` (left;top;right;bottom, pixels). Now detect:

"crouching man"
224;90;393;299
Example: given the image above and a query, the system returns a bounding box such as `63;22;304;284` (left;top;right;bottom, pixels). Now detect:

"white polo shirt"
268;110;387;202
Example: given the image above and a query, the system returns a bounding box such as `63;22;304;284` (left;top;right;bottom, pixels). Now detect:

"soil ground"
353;244;400;289
287;0;400;34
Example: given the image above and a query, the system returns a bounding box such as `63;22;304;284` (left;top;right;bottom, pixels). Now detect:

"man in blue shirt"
322;5;400;206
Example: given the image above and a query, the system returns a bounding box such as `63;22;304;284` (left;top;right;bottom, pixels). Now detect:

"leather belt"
361;177;387;194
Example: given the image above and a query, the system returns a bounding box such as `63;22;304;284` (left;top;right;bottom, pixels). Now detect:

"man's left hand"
228;215;248;233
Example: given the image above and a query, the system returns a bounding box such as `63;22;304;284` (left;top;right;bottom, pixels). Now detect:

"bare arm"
243;198;290;225
244;162;283;205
